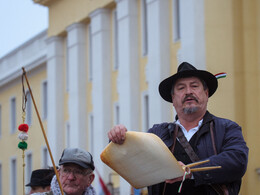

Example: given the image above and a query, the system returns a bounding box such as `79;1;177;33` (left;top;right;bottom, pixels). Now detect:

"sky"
0;0;48;58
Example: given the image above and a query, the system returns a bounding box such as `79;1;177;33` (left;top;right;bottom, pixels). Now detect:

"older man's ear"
87;173;95;187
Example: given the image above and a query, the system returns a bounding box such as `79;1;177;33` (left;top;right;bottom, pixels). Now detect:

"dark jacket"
147;111;248;195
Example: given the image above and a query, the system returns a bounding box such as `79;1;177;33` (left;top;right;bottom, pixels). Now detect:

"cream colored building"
0;0;259;194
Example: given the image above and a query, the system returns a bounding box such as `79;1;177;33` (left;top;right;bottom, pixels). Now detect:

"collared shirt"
175;119;203;141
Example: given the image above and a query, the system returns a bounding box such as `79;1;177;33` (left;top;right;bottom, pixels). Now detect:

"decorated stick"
18;76;30;195
21;68;64;195
184;159;221;173
18;123;29;195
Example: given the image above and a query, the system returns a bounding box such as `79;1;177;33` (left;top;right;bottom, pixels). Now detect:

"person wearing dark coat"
108;62;248;195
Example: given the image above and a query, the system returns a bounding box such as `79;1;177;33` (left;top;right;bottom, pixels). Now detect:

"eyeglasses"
60;167;90;178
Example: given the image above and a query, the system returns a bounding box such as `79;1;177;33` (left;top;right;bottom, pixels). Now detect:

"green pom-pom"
18;141;28;150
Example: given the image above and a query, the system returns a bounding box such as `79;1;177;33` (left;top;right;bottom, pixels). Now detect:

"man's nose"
185;86;193;94
67;172;76;179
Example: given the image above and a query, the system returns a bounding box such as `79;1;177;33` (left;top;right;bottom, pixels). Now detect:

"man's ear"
88;173;95;186
205;88;209;97
171;94;175;106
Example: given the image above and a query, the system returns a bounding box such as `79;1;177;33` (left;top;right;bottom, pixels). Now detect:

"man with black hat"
108;62;248;194
37;148;96;195
26;168;55;194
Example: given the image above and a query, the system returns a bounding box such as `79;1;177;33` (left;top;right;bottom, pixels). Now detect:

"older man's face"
171;77;209;116
59;163;94;195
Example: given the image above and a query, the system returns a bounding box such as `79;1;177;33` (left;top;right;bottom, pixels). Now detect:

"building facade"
0;0;260;194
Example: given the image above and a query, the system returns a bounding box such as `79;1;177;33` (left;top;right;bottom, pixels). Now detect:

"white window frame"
10;97;16;134
142;91;149;132
41;80;48;120
172;0;181;42
142;0;148;56
25;151;33;194
10;157;17;195
25;90;32;126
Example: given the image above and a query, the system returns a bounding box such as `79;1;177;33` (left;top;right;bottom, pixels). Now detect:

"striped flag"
215;72;227;79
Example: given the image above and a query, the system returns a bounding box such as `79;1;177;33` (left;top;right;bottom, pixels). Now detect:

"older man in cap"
108;62;248;195
38;148;96;195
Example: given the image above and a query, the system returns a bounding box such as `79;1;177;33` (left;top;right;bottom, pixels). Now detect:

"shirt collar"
175;119;203;131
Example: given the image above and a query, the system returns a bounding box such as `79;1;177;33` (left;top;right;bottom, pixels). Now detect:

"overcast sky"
0;0;48;58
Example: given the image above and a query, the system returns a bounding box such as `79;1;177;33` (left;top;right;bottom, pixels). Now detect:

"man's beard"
183;106;199;114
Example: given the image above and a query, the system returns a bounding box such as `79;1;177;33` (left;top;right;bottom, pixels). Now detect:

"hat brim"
59;160;95;170
26;169;54;187
159;70;218;103
25;182;33;187
25;181;50;187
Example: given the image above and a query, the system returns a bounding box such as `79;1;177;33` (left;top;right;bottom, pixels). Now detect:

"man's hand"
108;124;127;144
165;161;192;184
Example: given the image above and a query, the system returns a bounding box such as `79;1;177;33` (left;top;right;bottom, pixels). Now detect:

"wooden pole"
22;67;64;195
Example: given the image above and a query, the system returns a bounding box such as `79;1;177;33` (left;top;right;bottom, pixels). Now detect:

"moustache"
182;95;198;103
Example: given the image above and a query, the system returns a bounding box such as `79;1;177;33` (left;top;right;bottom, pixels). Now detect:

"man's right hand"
108;124;127;144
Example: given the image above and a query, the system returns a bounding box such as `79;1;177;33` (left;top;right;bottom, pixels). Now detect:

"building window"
25;91;32;126
66;122;70;147
88;113;94;154
142;0;148;56
42;80;48;120
10;97;16;134
25;153;32;194
88;24;93;81
142;92;149;131
42;146;48;168
113;9;119;70
10;157;17;195
172;0;181;42
113;102;120;125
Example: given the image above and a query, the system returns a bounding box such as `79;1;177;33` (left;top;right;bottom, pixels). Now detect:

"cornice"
33;0;59;6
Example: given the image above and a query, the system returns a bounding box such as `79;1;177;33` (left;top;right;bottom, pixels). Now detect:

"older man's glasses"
61;167;89;177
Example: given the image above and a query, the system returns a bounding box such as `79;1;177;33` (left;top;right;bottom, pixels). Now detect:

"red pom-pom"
18;124;29;132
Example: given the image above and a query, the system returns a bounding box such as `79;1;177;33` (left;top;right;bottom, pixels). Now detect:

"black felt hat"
26;169;54;187
159;62;218;103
